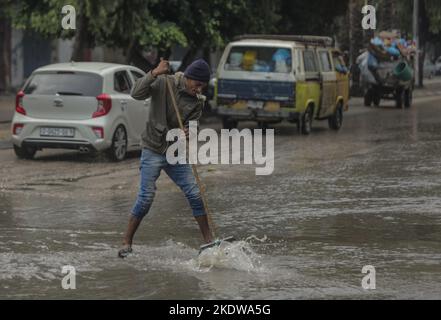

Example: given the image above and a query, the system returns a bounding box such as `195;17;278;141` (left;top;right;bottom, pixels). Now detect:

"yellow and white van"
214;35;349;134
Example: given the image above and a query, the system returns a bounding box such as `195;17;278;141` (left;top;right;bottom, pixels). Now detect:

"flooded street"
1;95;441;300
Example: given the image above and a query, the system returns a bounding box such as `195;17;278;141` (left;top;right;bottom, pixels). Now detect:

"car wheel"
14;145;36;160
301;106;313;135
222;117;238;130
328;104;343;131
107;125;127;161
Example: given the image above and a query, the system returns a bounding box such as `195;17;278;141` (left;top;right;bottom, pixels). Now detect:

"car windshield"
224;46;292;73
23;72;103;96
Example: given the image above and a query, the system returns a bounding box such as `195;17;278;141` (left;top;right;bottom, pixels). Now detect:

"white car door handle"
120;100;127;105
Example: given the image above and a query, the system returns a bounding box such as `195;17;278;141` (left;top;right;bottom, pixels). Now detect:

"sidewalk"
413;77;441;98
0;95;15;124
0;122;11;150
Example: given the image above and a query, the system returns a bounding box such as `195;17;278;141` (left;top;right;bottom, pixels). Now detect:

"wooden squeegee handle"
165;77;217;238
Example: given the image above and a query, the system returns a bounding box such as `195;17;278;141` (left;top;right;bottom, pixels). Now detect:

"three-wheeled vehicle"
360;44;415;109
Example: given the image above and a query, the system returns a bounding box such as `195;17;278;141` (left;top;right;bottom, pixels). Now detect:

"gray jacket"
131;71;205;154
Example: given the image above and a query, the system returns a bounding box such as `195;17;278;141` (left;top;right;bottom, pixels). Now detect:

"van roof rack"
233;34;334;47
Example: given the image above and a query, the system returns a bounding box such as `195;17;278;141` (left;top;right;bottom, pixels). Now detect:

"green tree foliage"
4;0;187;64
150;0;281;69
278;0;348;36
426;0;441;35
4;0;281;69
3;0;440;71
4;0;78;39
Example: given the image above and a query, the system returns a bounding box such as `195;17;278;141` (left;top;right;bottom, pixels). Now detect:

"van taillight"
16;91;26;115
93;94;112;118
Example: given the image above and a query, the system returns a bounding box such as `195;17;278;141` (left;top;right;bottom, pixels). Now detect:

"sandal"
118;246;133;259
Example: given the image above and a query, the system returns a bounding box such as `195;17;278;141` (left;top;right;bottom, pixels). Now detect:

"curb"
0;140;12;150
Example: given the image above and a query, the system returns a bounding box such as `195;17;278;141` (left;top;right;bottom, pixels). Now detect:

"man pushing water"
118;58;274;258
118;58;213;258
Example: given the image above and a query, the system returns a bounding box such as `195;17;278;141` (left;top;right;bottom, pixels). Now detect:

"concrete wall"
5;30;225;91
57;38;75;63
10;29;24;89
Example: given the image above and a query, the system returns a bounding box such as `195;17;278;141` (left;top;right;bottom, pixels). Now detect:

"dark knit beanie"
184;59;211;83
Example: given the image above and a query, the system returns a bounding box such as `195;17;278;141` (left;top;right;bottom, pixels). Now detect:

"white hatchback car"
11;62;149;160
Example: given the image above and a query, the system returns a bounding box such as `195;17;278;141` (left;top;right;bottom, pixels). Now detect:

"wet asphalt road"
0;93;441;299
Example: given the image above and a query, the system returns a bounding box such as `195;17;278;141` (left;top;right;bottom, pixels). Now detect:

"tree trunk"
417;0;429;87
178;47;198;72
348;0;365;96
71;2;92;61
348;0;364;66
126;40;155;72
203;47;211;67
157;47;171;63
382;0;391;30
0;18;11;93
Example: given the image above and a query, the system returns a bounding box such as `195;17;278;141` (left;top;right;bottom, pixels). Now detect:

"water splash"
195;236;267;272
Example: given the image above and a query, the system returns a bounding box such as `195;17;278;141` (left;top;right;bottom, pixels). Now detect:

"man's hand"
152;58;170;77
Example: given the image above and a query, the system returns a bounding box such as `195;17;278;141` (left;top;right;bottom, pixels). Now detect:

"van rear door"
217;45;295;108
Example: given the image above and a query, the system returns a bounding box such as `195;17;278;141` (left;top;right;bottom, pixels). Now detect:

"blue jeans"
131;148;206;219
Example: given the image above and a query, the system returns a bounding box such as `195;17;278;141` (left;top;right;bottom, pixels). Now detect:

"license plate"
40;127;75;137
247;100;264;110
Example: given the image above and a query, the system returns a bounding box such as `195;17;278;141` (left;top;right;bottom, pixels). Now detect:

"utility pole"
413;0;420;87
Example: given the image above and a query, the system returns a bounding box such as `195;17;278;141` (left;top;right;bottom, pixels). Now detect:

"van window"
23;72;103;96
319;51;332;72
224;46;292;73
114;71;132;94
303;50;319;73
332;52;348;73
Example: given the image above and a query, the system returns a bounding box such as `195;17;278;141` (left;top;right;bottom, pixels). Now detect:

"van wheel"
107;125;127;161
14;145;36;159
301;106;313;135
328;104;343;131
222;117;238;130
